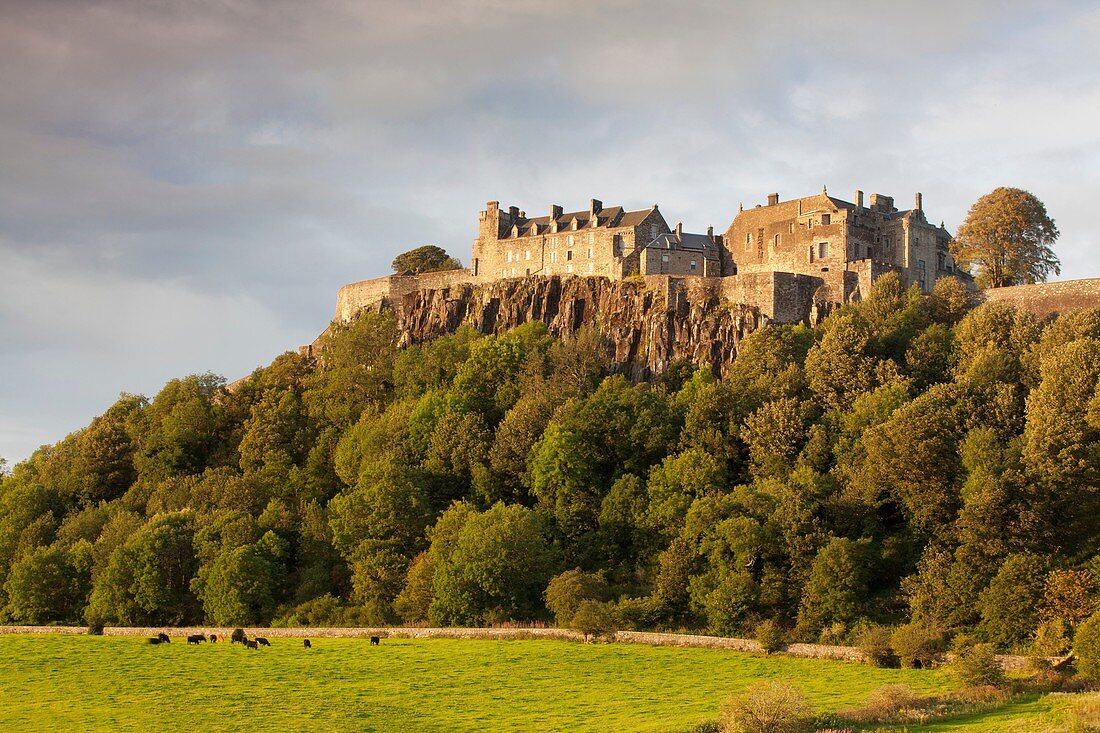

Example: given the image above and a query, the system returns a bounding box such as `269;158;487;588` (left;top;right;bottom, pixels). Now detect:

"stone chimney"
855;190;864;210
707;225;714;239
915;192;923;212
508;205;519;222
590;199;602;215
767;193;779;206
675;222;683;237
550;204;563;219
869;193;894;212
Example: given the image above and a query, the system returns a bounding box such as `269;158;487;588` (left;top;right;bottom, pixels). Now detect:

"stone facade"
724;188;958;296
332;188;970;332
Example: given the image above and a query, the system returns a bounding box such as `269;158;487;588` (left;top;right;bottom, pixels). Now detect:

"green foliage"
718;680;809;733
1076;612;1100;681
544;569;610;626
951;640;1006;688
754;619;786;654
890;623;944;669
570;600;616;639
5;280;1100;645
391;245;462;275
857;623;897;667
952;187;1060;288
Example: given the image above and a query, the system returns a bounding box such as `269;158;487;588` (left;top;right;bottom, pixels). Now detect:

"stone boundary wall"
0;626;1051;670
982;278;1100;318
333;270;477;322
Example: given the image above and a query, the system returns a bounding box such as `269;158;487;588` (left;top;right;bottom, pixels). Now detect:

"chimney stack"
676;222;683;236
590;198;602;215
855;190;864;209
550;204;563;219
767;193;779;206
707;225;714;239
508;206;519;221
915;192;923;212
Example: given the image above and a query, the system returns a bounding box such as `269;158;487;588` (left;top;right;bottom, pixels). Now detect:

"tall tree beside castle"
951;187;1060;288
391;245;462;275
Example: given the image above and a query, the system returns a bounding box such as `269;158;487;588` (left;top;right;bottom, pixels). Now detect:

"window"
587;247;593;259
613;235;623;255
745;232;752;251
549;252;557;264
566;263;573;273
550;238;557;248
587;262;594;273
567;250;573;261
524;250;531;261
506;251;513;263
510;267;516;277
661;254;669;263
567;235;574;246
588;233;595;244
788;222;794;234
818;241;829;259
650;225;658;240
526;268;530;276
808;219;814;229
917;259;927;286
690;260;697;271
822;214;831;226
773;233;781;247
937;252;946;271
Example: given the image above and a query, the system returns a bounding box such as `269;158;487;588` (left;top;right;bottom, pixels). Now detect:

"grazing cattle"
148;637;164;645
370;636;380;646
231;629;246;644
303;639;312;649
209;634;218;643
187;634;205;645
157;633;171;643
256;637;270;647
246;640;259;650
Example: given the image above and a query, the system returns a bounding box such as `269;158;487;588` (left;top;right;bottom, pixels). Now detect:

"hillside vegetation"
1;273;1099;655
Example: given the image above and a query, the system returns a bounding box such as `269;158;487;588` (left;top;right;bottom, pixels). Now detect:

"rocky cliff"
382;275;763;378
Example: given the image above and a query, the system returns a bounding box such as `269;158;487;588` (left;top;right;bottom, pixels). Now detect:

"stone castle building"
333;187;964;326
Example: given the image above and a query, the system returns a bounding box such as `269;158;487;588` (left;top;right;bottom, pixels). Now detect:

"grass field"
0;634;1090;732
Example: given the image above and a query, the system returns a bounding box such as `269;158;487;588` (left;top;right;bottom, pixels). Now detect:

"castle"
333;188;963;325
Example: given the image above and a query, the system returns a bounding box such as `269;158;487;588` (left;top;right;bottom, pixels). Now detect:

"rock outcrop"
385;275;763;378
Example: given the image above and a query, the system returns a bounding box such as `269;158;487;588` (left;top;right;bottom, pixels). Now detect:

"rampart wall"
981;278;1100;318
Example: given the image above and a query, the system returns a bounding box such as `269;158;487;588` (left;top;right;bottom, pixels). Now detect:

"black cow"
231;628;246;644
187;634;205;645
209;634;218;643
246;640;259;650
148;637;165;645
303;639;312;649
157;632;171;643
256;637;270;647
370;636;380;646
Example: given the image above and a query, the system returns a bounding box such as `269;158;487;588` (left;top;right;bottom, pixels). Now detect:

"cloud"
1;0;1099;462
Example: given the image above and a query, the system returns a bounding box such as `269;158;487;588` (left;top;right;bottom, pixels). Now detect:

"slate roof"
513;205;655;236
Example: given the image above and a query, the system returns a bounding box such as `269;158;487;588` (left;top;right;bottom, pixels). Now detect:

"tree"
391;245;462;275
1076;611;1100;681
797;537;873;635
544;569;610;625
951;187;1059;288
978;553;1047;649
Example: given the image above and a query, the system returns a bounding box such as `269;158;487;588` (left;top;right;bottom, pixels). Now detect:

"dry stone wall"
981;278;1100;318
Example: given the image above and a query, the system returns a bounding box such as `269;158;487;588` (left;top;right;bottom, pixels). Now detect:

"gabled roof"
644;232;718;253
514;204;656;235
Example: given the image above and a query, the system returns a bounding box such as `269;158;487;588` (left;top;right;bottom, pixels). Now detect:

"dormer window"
571;218;579;231
511;224;519;237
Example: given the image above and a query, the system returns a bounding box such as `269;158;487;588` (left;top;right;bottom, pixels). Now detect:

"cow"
370;636;380;646
187;634;205;645
157;632;171;643
303;639;312;649
209;634;218;643
147;637;165;645
246;640;259;650
231;629;246;644
255;637;270;647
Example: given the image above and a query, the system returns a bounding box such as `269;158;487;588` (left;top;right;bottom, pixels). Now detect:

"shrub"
544;569;610;626
571;600;616;640
890;622;943;668
818;621;847;646
856;623;896;668
718;680;809;733
754;619;785;655
612;595;664;631
1076;611;1100;681
952;641;1006;688
86;621;104;636
844;683;919;724
1033;617;1071;656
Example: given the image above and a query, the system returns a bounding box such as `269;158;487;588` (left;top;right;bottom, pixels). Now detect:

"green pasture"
0;634;1086;732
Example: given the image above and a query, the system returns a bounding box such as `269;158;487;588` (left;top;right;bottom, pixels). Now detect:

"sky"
2;0;1099;465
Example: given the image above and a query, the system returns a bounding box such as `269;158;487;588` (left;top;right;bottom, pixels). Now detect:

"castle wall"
334;270;475;322
981;279;1100;318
